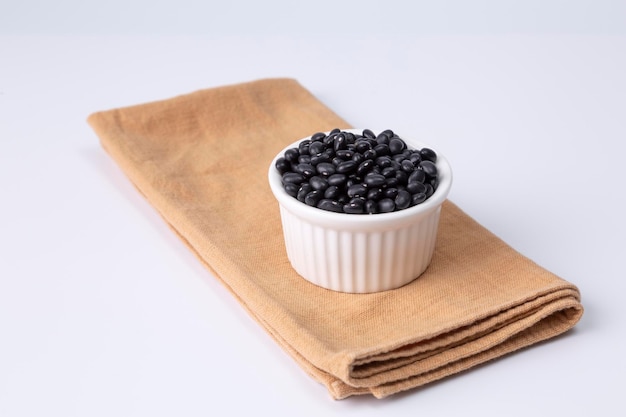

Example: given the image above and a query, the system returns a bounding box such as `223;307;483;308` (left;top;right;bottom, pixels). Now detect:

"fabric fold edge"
331;292;582;398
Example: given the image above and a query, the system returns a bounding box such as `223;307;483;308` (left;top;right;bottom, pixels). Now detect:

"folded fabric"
87;78;583;399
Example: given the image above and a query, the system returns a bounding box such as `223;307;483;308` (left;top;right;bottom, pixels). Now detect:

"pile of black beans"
275;128;439;214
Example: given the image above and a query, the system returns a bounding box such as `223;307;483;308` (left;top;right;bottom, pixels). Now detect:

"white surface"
1;1;625;416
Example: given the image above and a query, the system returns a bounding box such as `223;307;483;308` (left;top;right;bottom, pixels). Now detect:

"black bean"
401;160;415;173
327;173;347;186
298;155;311;164
408;169;426;184
297;184;312;202
311;132;326;142
284;148;299;163
310;153;330;165
324;185;341;199
352;152;365;164
336;149;354;160
389;138;406;155
376;156;392;169
374;143;390;156
345;132;356;144
343;201;364;214
419;160;438;178
356;159;375;176
430;176;439;190
384;187;399;199
364;200;379;214
385;177;399;188
298;140;310;155
363;149;377;160
406;181;427;195
347;184;367;198
395;170;408;185
395;190;411;210
367;187;384;201
275;157;290;174
381;166;396;178
425;183;434;198
316;162;336;176
282;172;305;185
336;160;358;174
304;190;323;206
284;183;299;197
378;198;395;213
334;133;347;151
309;176;329;191
317;199;344;213
295;163;316;178
409;152;422;165
364;173;386;188
411;192;427;206
392;153;406;164
355;140;371;153
308;141;325;156
376;132;390;145
420;147;437;162
362;129;376;139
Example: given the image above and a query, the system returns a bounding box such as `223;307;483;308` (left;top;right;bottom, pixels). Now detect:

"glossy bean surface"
277;129;441;214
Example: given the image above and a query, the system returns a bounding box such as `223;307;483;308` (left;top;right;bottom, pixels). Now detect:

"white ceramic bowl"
268;129;452;293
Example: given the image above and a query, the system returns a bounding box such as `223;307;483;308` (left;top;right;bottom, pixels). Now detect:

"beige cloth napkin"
88;78;583;399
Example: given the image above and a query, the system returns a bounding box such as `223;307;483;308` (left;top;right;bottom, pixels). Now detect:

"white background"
1;1;625;416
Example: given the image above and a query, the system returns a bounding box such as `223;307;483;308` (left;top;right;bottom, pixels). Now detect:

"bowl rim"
268;128;453;227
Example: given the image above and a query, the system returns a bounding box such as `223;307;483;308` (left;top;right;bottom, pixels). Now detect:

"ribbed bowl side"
279;205;442;293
